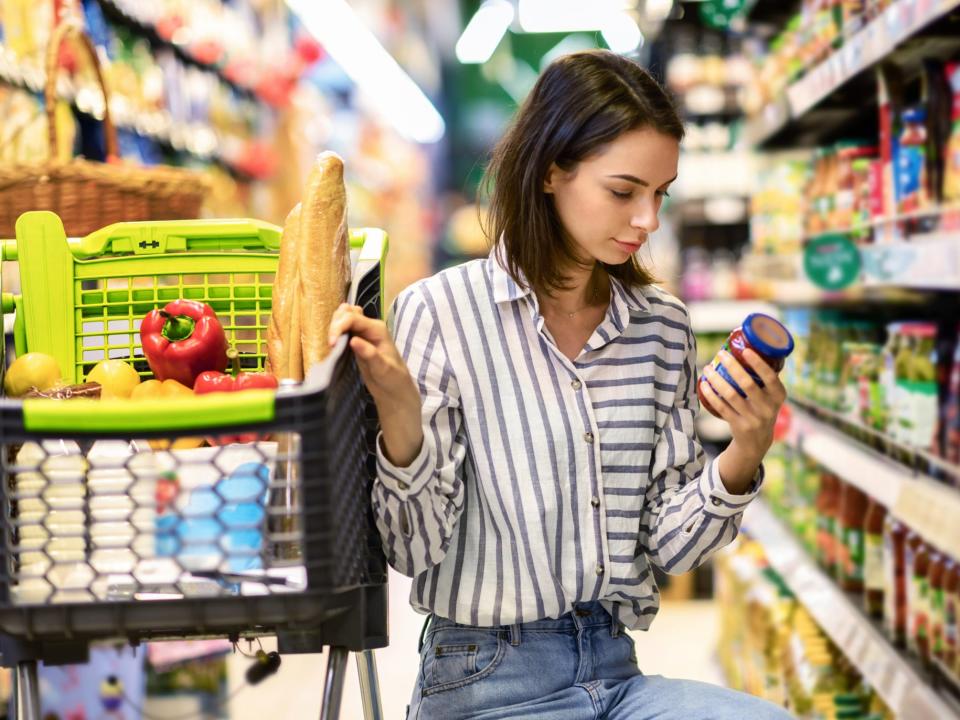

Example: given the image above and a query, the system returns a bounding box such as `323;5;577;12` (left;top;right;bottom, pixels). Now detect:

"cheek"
554;188;616;243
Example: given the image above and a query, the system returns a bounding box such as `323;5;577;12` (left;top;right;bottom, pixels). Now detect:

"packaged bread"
298;151;352;370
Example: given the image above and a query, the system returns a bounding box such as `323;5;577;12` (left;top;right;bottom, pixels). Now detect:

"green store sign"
803;234;862;290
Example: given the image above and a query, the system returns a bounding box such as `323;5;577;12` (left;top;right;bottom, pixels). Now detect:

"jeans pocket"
422;630;505;696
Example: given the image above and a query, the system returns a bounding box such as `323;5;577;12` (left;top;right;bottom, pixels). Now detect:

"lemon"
3;353;62;397
87;360;142;399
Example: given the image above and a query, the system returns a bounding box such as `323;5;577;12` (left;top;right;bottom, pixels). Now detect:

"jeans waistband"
420;602;621;652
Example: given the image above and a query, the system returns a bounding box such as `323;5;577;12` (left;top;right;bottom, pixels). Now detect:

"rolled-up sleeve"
371;286;467;577
640;320;762;575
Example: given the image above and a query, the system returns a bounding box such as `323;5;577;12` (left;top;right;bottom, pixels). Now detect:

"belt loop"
610;605;620;638
418;613;432;654
509;623;521;647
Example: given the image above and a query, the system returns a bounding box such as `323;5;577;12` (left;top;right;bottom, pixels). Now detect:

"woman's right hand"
328;304;424;467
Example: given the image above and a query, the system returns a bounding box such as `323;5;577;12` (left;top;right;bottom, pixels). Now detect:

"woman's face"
544;127;679;266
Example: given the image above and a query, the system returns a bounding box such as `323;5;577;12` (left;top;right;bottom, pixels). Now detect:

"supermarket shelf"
743;499;960;720
743;93;790;147
860;232;960;290
687;300;780;334
0;54;254;177
744;237;960;302
787;0;960;117
747;0;960;148
788;233;960;291
95;0;260;103
744;0;802;26
805;204;960;239
785;400;960;559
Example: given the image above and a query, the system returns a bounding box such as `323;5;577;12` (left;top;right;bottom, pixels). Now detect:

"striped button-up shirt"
372;247;762;630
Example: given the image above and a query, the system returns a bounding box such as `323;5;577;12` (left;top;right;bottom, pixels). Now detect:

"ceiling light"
286;0;445;144
519;0;643;54
519;0;616;32
645;0;674;21
456;0;515;64
601;12;645;53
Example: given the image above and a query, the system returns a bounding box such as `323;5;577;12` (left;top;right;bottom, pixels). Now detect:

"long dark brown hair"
481;50;684;297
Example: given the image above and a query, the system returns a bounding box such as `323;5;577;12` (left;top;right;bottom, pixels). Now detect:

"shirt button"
595;564;604;576
571;379;582;391
591;496;600;509
398;480;410;491
711;497;722;506
584;432;594;444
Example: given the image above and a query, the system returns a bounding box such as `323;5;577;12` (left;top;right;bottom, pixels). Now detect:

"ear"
543;163;562;194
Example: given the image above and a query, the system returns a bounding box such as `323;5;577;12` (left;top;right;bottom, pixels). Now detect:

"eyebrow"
606;173;678;187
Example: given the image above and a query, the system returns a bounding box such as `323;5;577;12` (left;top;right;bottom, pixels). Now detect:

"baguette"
287;288;303;382
267;203;302;379
298;151;352;372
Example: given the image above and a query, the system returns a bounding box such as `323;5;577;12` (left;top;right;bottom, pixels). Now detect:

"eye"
610;189;632;200
656;190;671;198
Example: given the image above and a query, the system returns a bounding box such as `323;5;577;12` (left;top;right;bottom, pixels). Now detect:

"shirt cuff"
375;430;433;498
698;458;764;518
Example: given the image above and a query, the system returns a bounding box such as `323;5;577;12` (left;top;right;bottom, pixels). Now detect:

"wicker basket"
0;21;210;238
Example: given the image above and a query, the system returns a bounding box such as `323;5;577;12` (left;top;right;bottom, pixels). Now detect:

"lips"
614;239;643;253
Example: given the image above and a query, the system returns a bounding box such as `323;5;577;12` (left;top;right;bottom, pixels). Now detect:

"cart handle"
22;389;275;433
3;220;380;261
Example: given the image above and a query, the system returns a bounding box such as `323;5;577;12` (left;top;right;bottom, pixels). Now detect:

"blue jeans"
407;601;792;720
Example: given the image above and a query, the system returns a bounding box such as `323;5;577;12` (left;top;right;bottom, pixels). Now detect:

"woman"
330;50;790;720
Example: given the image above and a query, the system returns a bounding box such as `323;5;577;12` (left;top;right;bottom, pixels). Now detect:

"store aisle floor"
228;571;724;719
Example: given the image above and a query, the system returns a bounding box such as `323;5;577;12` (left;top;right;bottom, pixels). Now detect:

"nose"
630;198;659;235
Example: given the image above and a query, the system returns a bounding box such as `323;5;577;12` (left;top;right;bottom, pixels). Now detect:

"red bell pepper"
194;348;279;444
141;300;228;386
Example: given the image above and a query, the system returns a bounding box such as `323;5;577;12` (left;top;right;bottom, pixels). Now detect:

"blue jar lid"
903;106;926;123
742;313;794;358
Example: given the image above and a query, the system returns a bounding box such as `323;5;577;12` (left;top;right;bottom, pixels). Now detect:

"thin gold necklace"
557;284;600;319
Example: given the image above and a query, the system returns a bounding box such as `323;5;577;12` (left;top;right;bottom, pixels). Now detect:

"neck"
539;263;609;316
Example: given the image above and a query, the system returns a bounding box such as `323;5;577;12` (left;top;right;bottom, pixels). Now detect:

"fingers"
702;365;745;415
740;349;777;387
349;335;378;360
741;349;788;404
699;375;739;418
328;304;389;347
716;350;759;395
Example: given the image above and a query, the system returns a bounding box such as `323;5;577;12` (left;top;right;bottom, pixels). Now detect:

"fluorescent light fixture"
519;0;643;54
519;0;605;32
286;0;445;144
645;0;674;22
518;0;622;32
601;13;645;53
456;0;514;64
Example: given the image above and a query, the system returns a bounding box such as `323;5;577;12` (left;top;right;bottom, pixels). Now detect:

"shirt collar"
490;244;531;304
488;244;651;316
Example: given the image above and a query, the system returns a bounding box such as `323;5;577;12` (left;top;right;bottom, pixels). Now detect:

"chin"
601;250;633;265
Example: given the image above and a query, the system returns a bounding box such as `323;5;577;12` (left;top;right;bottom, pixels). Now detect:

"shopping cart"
0;210;389;719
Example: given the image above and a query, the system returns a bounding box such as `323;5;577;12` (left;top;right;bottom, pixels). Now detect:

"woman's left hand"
700;347;787;461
